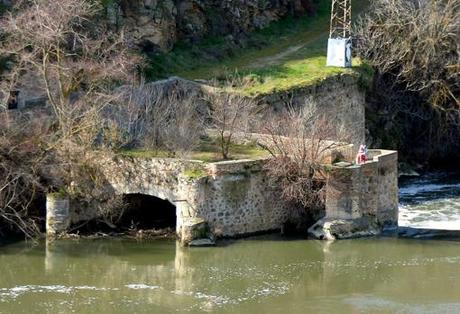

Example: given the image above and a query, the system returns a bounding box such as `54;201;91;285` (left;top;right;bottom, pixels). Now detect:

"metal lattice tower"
329;0;352;39
326;0;352;67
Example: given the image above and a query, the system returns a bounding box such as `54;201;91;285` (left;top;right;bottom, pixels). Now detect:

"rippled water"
399;172;460;230
2;237;460;313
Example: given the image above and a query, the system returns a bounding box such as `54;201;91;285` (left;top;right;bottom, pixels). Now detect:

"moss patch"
183;165;208;180
193;137;269;162
118;137;269;162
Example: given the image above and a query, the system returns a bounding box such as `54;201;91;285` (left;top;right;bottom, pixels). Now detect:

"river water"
399;171;460;230
1;173;460;313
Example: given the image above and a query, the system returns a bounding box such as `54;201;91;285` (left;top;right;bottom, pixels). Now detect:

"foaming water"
399;172;460;230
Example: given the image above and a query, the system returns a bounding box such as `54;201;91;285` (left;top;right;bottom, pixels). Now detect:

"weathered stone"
106;0;314;52
309;149;398;240
46;194;70;238
67;147;398;243
180;218;214;246
258;74;366;149
308;217;380;240
189;238;216;247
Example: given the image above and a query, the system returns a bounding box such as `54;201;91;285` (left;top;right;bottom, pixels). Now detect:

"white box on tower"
327;38;352;68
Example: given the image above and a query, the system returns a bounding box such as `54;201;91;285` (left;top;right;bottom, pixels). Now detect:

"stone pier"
308;149;398;240
46;194;70;238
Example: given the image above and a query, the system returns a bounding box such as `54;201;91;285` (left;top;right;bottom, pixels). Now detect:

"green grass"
118;137;269;163
146;0;370;95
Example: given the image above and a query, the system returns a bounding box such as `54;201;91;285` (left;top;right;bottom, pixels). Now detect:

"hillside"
147;0;370;95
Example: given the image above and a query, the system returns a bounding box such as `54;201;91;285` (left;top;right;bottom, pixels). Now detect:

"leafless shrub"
356;0;459;110
0;0;139;147
112;81;206;157
0;111;52;240
157;95;205;158
260;103;352;218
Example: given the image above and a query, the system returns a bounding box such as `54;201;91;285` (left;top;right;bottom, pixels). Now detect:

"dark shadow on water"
71;193;177;235
397;227;460;241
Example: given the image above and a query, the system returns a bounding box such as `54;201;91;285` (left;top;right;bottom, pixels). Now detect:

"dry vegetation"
0;113;51;238
259;103;352;221
205;79;259;160
115;81;206;158
356;0;459;110
0;0;138;239
356;0;460;163
1;0;416;239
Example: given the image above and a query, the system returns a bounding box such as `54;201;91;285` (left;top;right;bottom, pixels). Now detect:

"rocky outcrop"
2;0;315;52
106;0;316;52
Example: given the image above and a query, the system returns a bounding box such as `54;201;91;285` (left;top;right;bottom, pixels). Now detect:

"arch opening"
118;194;177;231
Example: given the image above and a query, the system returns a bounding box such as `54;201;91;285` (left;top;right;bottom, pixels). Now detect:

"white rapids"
398;172;460;230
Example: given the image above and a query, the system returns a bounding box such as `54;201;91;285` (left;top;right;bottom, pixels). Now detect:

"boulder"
308;217;380;240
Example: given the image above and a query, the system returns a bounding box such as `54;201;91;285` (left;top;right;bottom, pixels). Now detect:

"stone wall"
49;149;398;242
179;159;290;237
257;74;366;148
373;150;399;225
309;149;398;240
46;194;71;237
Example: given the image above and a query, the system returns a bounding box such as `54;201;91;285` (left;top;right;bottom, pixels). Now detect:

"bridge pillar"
46;194;71;238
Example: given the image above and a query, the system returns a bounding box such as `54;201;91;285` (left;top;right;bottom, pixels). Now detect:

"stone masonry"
308;149;398;240
50;155;292;241
258;74;366;148
46;148;398;242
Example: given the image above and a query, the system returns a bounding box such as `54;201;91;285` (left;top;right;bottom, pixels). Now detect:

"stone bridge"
47;149;398;242
96;156;292;239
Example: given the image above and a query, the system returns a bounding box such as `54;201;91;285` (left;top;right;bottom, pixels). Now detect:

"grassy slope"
147;0;369;95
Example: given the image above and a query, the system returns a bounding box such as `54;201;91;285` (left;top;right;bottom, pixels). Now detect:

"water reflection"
1;237;460;313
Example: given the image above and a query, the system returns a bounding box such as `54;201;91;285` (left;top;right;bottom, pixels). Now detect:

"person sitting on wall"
356;144;368;165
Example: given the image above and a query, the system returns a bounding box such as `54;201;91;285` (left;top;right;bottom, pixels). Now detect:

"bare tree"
0;111;51;240
0;0;139;188
158;94;205;158
205;80;258;160
0;0;141;238
356;0;459;110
